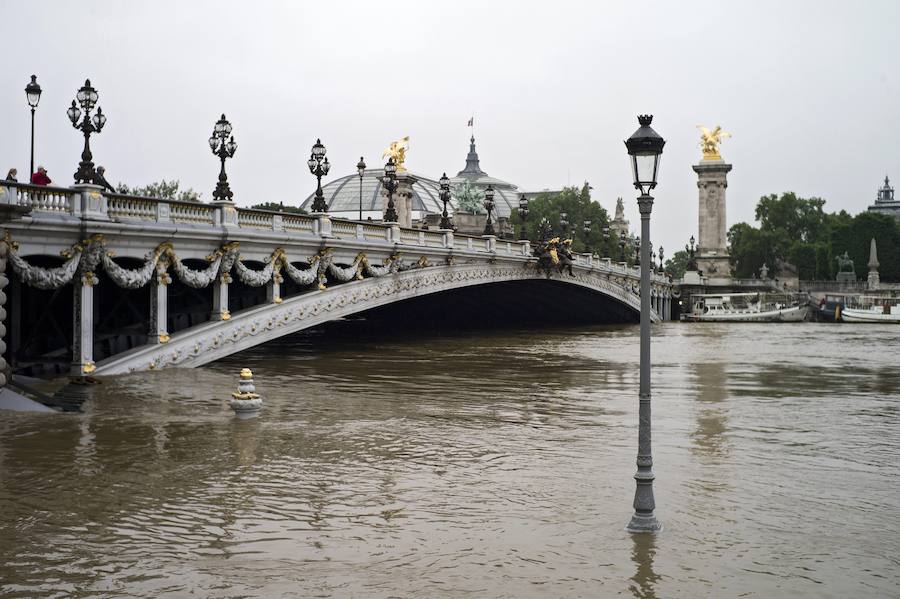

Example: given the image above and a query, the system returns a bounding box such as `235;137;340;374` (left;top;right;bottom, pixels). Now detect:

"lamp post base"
626;512;662;533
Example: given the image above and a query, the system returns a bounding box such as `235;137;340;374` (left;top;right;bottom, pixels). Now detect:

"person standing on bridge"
95;166;116;193
5;168;17;182
31;166;51;186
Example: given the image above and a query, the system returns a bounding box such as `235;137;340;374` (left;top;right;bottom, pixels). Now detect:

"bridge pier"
72;274;96;375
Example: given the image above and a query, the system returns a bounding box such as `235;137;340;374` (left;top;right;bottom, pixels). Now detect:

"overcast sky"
3;0;898;252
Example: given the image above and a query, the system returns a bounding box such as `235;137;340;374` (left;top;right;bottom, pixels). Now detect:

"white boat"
683;292;809;322
839;296;900;323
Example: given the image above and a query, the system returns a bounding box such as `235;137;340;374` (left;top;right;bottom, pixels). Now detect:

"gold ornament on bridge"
697;125;731;161
382;136;410;172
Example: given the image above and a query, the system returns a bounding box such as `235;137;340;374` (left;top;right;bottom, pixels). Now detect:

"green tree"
728;222;778;278
663;249;690;279
116;179;201;202
507;183;611;254
250;202;307;215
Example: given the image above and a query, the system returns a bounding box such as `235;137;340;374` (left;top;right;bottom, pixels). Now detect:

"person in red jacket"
31;166;51;186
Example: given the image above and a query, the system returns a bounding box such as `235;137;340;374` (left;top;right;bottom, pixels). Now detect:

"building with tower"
868;176;898;221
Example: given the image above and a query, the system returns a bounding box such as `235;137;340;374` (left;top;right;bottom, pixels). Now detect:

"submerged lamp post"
483;185;496;236
25;75;42;180
208;114;237;202
438;172;452;229
518;195;529;240
624;114;665;533
357;157;366;220
308;139;330;213
382;157;399;222
67;79;107;184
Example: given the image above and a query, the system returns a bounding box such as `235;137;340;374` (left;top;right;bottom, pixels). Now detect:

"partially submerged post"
229;368;262;419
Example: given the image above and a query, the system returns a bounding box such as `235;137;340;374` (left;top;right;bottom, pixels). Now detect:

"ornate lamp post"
483;185;496;236
307;139;331;213
687;235;698;270
560;211;569;237
583;219;592;254
518;195;529;240
382;157;399;222
25;75;42;181
619;230;627;262
635;236;641;267
538;218;553;244
208;114;237;202
67;79;107;184
602;225;610;259
624;114;665;533
438;172;452;229
357;157;366;220
659;246;665;273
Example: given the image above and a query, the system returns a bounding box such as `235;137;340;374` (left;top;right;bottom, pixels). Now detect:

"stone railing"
1;182;75;213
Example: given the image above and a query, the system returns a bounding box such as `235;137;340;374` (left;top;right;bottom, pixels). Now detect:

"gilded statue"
697;125;731;160
382;136;410;172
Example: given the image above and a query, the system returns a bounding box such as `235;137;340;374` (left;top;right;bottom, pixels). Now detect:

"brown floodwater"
1;322;898;598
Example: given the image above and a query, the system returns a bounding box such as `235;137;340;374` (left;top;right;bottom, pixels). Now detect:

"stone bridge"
0;182;673;380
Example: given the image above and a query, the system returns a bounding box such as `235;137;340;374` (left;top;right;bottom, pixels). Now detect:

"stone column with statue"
693;125;733;279
381;137;415;228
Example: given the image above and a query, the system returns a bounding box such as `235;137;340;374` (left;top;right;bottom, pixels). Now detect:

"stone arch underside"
95;263;654;374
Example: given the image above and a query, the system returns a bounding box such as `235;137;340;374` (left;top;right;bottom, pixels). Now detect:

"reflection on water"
1;322;899;597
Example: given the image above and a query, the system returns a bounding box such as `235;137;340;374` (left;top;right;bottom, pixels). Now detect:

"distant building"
868;176;899;221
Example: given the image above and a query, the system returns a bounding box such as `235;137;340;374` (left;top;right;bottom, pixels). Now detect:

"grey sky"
3;0;898;253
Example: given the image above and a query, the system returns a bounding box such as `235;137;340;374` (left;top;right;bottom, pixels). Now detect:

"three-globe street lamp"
439;172;453;229
25;75;42;181
518;195;529;240
382;157;399;223
67;79;107;185
619;230;627;263
624;114;666;533
208;114;237;202
483;185;496;236
560;211;569;237
308;139;331;213
356;157;366;221
583;220;592;254
602;225;610;259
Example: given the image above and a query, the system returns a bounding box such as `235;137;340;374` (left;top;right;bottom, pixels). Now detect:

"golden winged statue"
697;125;731;160
382;136;410;172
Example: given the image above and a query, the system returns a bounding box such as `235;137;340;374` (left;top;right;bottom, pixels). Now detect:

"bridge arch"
95;263;651;374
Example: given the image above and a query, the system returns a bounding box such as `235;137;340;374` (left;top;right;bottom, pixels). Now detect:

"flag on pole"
467;116;474;127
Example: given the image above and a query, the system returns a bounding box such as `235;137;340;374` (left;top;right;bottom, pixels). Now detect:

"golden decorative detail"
697;125;731;161
274;297;283;304
417;256;430;268
149;361;157;370
83;271;97;286
240;368;253;379
158;333;170;344
82;362;96;374
89;191;100;199
382;136;410;172
221;310;231;321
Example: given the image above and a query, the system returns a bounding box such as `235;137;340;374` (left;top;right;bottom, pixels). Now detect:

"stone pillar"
149;266;170;344
384;173;416;228
213;199;238;228
72;272;97;375
0;239;8;388
693;160;733;278
212;273;231;321
73;184;109;221
867;238;880;290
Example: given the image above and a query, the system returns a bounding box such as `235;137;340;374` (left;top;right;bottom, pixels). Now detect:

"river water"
1;322;898;598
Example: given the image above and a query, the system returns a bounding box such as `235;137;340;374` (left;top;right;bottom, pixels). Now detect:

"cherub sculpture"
382;136;410;172
697;125;731;160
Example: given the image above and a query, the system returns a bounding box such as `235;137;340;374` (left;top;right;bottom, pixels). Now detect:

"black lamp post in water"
356;157;366;220
483;185;496;236
518;195;529;240
67;79;107;184
382;158;399;223
25;75;42;181
624;114;665;533
438;173;452;229
208;114;237;202
307;139;330;213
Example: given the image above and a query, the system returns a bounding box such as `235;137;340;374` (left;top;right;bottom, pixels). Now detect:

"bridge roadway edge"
94;262;656;374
